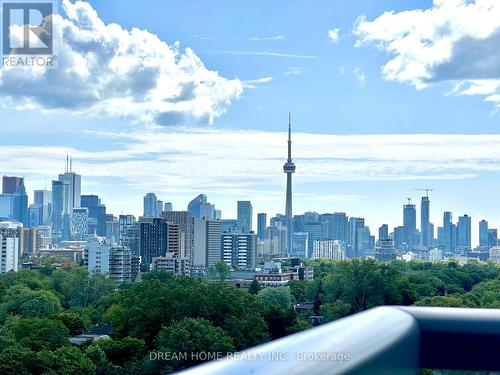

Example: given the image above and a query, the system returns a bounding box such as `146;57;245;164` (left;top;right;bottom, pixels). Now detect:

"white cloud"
242;76;273;89
339;66;366;85
353;67;366;85
211;50;317;59
328;28;340;43
284;67;303;76
249;35;285;41
3;130;500;195
353;0;500;105
0;0;242;126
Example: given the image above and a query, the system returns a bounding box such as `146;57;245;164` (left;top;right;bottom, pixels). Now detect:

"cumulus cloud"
328;28;340;43
353;0;500;105
0;0;243;126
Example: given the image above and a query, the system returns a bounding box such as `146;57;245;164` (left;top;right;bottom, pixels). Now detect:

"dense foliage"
0;259;497;374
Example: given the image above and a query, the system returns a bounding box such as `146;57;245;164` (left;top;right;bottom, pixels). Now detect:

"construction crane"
415;188;433;197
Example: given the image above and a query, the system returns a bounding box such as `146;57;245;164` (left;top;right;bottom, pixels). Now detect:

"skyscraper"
12;181;28;226
81;194;107;236
162;211;194;261
378;224;389;241
420;196;430;247
34;189;52;225
479;220;489;247
283;113;295;218
143;193;158;218
349;217;365;258
51;180;68;244
139;218;169;267
157;200;163;216
403;200;417;250
488;229;498;247
393;226;405;251
71;207;89;241
58;156;81;212
237;201;253;231
188;194;207;218
330;213;350;243
457;214;471;252
2;176;23;194
443;211;453;253
164;202;173;212
257;213;267;240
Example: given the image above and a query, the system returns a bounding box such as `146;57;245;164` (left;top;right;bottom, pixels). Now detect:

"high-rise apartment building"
312;240;345;260
139;218;171;267
221;230;256;270
87;240;132;285
194;218;222;270
0;222;19;273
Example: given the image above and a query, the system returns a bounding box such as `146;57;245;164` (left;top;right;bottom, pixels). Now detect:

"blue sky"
2;0;500;244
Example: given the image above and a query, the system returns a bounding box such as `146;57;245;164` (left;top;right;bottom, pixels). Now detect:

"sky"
2;0;500;245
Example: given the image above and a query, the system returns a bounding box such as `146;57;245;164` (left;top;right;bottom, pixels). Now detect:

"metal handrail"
177;306;500;374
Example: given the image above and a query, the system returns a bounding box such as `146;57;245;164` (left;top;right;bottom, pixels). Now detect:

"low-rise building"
152;252;190;276
255;272;294;287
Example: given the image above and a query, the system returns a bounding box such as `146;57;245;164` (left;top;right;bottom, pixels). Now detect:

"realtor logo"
2;1;53;55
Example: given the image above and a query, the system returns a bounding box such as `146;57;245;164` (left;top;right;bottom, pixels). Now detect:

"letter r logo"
2;2;53;55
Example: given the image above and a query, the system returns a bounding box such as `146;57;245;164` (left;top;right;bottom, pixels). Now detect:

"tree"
256;287;293;311
142;270;176;283
3;317;69;351
84;343;108;370
248;280;261;294
56;312;87;335
0;346;37;375
205;261;230;283
286;319;311;334
415;295;467;307
288;280;306;302
37;346;96;375
256;288;296;340
319;300;351;322
98;337;146;367
50;268;115;308
0;285;62;322
155;318;235;371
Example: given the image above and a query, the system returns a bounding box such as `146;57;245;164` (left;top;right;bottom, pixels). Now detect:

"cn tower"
283;113;296;217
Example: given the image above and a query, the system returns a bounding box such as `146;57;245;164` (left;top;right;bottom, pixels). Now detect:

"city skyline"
1;152;495;249
3;1;500;245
